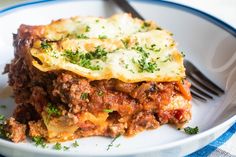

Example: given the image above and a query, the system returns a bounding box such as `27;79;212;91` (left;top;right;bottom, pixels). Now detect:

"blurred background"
0;0;236;28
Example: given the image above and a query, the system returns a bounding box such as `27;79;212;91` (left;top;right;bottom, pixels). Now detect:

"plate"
0;0;236;157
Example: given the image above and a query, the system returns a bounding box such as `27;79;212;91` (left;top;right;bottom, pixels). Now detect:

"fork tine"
190;91;207;102
187;74;220;96
191;84;213;99
191;71;224;94
184;60;224;95
112;0;223;101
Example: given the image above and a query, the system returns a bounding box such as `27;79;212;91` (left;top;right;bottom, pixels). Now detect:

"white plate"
0;1;236;157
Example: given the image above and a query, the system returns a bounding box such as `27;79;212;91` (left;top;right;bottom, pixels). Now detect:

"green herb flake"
41;41;52;50
63;146;70;151
98;35;108;39
72;140;79;147
0;115;5;121
0;105;6;109
0;125;6;138
95;19;99;23
184;126;199;135
121;39;129;48
92;46;108;61
32;136;47;148
97;90;104;96
62;46;108;71
85;25;90;32
50;51;59;58
47;103;61;117
80;93;89;100
145;44;161;52
131;46;160;73
62;50;101;70
77;34;89;39
107;135;121;151
132;46;149;58
53;142;62;150
181;51;185;57
103;109;113;113
156;27;162;30
163;54;172;62
137;57;159;73
141;22;151;29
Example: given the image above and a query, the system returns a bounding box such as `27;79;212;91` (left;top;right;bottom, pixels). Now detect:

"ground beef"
13;103;40;124
28;120;47;138
4;25;191;142
2;118;26;143
126;112;160;136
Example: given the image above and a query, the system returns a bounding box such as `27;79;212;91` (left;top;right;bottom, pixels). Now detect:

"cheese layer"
31;13;185;83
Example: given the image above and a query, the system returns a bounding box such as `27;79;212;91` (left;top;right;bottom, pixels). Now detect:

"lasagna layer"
4;14;191;142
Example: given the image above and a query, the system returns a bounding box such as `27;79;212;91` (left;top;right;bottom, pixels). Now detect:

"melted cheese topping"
31;13;185;83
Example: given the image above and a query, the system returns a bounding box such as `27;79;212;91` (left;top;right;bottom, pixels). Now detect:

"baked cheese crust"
30;13;185;83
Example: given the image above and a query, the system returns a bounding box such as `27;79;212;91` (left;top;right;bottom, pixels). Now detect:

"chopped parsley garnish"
47;103;61;116
132;46;150;59
137;57;159;73
145;44;161;52
0;115;5;121
184;126;199;135
50;51;59;58
97;90;104;96
0;124;6;138
141;22;151;29
103;109;113;113
79;54;101;70
98;35;108;39
80;92;89;100
63;146;70;151
107;135;121;151
85;25;90;32
121;39;129;48
32;136;47;148
0;105;6;109
72;140;79;147
95;19;99;23
163;54;172;62
63;50;79;64
53;142;69;151
77;34;89;39
63;50;100;70
181;51;185;57
131;46;159;73
0;115;6;138
63;46;108;71
53;142;62;150
41;41;52;50
92;46;108;61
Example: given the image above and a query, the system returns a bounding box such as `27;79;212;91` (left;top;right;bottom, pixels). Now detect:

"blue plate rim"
0;0;235;37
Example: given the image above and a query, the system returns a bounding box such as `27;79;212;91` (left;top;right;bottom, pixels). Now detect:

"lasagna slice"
4;13;191;142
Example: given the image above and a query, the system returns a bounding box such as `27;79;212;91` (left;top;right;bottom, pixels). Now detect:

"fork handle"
112;0;145;20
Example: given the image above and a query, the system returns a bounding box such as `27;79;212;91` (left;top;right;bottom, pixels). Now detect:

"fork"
112;0;224;102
